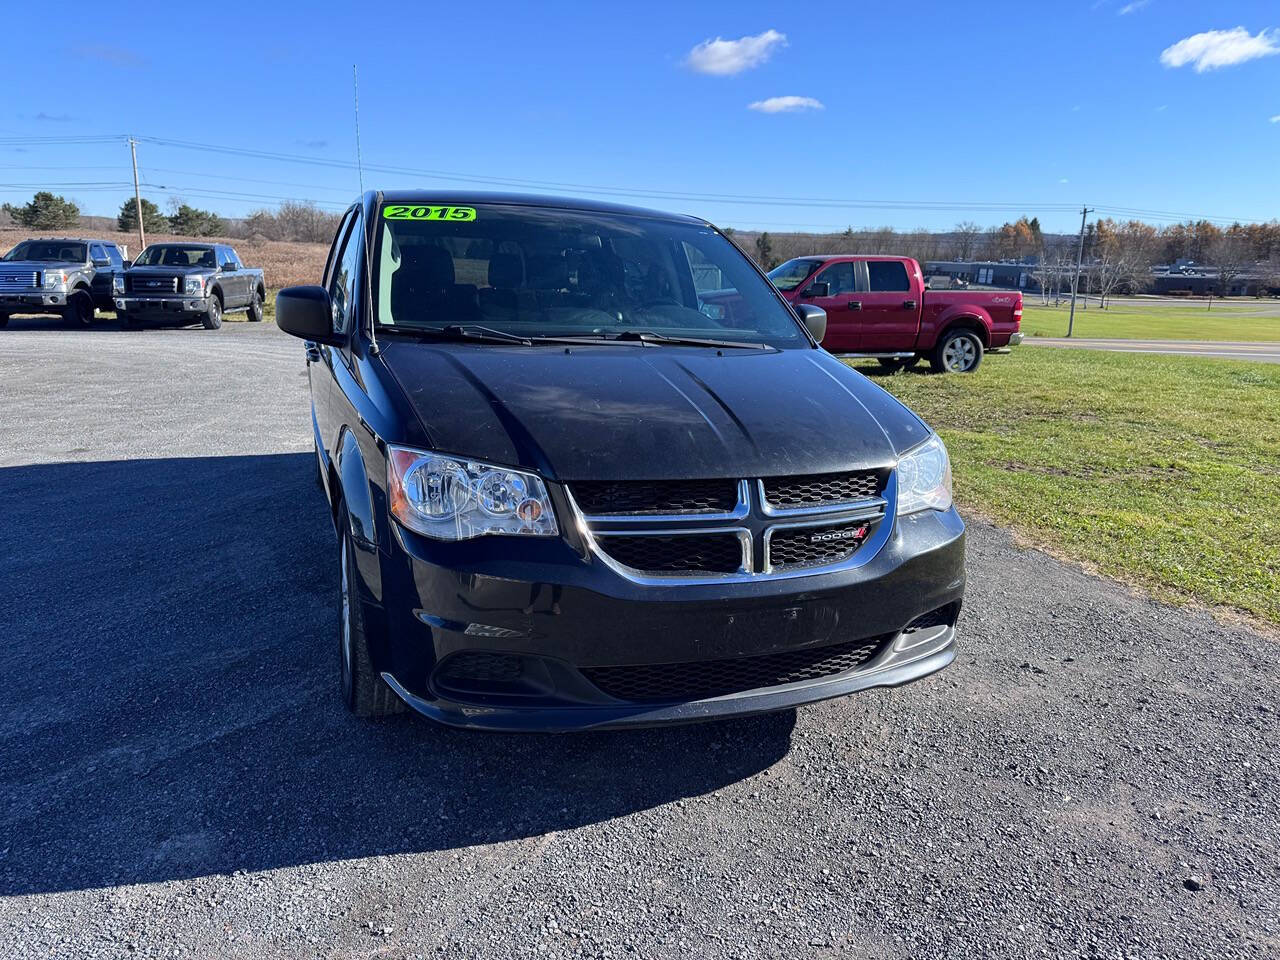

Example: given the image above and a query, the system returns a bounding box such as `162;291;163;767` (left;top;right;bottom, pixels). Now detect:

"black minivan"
275;192;964;730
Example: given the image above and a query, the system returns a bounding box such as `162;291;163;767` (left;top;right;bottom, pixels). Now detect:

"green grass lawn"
858;349;1280;626
1022;301;1280;342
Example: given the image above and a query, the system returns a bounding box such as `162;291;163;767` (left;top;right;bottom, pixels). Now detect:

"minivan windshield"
767;258;822;291
133;245;217;268
3;240;86;263
373;203;807;348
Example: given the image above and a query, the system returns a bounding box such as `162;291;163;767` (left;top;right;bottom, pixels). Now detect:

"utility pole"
128;137;145;254
1067;205;1093;338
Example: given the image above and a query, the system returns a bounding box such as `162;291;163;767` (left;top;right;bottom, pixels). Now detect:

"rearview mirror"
796;303;827;343
802;281;830;299
276;286;343;345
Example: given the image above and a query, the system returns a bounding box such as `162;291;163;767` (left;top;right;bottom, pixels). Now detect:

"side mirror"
796;303;827;343
221;262;236;271
801;280;830;299
276;285;343;345
122;260;132;269
93;258;111;267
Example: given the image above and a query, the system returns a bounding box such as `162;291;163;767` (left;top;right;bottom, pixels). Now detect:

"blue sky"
4;0;1279;233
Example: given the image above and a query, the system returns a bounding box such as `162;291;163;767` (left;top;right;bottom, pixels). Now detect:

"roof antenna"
352;63;366;196
353;64;380;355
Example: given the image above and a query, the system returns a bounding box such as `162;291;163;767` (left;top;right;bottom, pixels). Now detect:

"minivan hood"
379;343;931;482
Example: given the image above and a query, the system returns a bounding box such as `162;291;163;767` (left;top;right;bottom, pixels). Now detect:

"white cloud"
686;29;786;75
1119;0;1150;14
1271;114;1280;123
1160;26;1280;72
748;95;824;114
1059;178;1070;184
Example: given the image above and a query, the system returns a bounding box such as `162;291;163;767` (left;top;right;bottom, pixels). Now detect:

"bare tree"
1093;219;1158;308
1208;228;1254;297
953;221;981;260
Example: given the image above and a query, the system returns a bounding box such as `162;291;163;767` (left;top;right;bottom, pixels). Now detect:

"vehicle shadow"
2;314;216;332
0;452;795;896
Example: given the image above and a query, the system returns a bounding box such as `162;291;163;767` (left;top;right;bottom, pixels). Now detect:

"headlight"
895;434;953;515
184;276;204;295
387;446;558;541
43;270;66;290
112;275;125;294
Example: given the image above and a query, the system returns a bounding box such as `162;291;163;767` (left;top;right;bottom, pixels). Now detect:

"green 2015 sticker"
383;205;476;222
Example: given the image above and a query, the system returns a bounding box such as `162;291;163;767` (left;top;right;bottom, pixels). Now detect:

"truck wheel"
339;524;407;717
63;291;94;327
201;296;223;330
931;329;984;374
0;313;9;329
246;289;264;322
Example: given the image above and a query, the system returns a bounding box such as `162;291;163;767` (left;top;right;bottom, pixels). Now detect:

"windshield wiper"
606;330;769;350
377;324;536;345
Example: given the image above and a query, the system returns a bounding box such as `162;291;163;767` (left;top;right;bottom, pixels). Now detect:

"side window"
104;244;123;268
867;260;911;292
329;211;363;335
324;209;357;288
815;261;856;295
90;243;106;264
225;248;242;270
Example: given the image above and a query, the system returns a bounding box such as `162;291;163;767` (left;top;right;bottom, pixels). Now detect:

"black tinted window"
867;260;910;292
374;204;805;348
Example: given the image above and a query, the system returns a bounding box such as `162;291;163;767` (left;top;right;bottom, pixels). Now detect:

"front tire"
201;295;223;330
63;291;94;327
0;312;9;329
246;289;264;322
930;329;984;373
339;526;406;717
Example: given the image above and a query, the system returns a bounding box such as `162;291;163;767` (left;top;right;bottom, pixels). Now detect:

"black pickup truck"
115;242;265;329
0;237;126;327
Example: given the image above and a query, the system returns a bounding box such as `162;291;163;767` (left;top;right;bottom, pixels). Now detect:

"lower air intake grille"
582;634;890;702
768;520;874;570
435;652;523;686
572;479;739;515
762;470;882;509
904;603;958;633
597;533;743;574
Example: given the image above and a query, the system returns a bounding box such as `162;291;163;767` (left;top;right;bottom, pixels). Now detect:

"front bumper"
0;291;68;311
114;295;210;314
362;505;966;731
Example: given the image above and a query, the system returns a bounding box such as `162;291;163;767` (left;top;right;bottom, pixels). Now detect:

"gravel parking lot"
1;320;1276;959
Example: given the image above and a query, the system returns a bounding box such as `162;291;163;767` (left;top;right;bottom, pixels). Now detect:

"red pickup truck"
766;255;1023;373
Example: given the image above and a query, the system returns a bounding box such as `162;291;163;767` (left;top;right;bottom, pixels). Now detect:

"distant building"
924;259;1278;297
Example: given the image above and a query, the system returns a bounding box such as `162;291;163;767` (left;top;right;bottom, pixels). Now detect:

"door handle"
903;299;917;310
304;341;321;364
848;300;862;311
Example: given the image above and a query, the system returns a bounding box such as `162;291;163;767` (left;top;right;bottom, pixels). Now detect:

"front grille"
762;470;882;509
572;479;739;515
768;520;874;570
582;634;890;702
0;270;38;291
597;533;743;574
128;275;179;294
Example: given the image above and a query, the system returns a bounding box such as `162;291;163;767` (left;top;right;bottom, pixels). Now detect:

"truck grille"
761;470;882;510
572;479;739;516
596;533;744;575
127;275;179;294
767;520;874;570
582;633;890;702
0;270;39;291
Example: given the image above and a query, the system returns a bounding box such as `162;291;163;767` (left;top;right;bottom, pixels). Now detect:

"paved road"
1026;336;1280;363
1;323;1276;959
